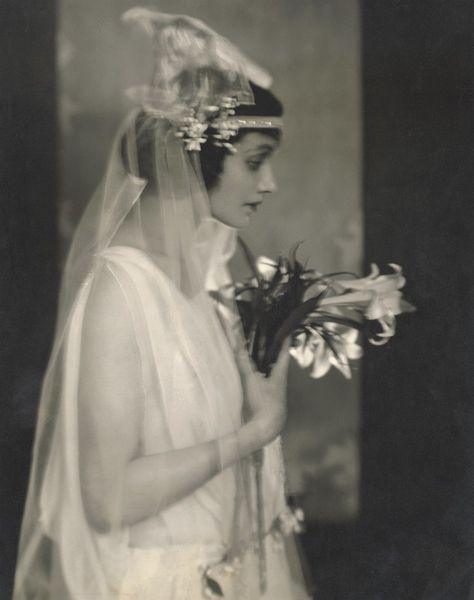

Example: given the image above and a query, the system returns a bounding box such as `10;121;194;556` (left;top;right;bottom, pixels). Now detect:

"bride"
14;10;312;600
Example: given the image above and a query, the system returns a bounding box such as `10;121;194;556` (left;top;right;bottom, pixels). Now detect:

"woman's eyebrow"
244;144;275;155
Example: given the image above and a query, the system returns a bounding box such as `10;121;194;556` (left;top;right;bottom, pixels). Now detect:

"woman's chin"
233;216;252;229
211;212;251;230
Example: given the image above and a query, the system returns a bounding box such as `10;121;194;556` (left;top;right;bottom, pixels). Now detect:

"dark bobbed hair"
121;81;283;191
200;81;283;190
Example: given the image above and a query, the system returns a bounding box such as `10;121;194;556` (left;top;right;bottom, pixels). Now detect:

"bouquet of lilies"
234;239;415;380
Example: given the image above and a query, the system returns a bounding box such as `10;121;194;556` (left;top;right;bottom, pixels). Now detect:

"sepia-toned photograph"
1;1;472;599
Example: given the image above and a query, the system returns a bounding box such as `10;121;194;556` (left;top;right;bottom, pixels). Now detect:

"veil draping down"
13;10;311;600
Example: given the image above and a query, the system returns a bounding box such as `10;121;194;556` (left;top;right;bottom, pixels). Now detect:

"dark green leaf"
317;329;343;363
320;270;360;279
309;314;363;330
262;292;328;374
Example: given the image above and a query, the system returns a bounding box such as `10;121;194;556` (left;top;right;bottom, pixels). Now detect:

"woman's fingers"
271;338;292;383
236;337;292;381
234;346;255;378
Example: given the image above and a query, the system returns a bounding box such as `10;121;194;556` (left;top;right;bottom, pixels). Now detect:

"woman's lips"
244;201;263;212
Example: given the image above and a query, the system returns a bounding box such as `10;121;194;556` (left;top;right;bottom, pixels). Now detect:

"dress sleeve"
29;260;146;599
77;261;145;533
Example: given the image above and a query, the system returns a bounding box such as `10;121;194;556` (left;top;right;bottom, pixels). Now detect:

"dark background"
1;1;473;599
0;1;58;598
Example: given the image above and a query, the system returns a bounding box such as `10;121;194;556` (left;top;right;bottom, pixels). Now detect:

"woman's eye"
246;160;263;171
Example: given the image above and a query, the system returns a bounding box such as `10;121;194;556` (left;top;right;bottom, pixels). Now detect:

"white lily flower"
334;263;405;316
311;338;332;378
317;326;362;379
369;312;397;345
336;263;405;294
317;264;408;348
255;256;289;283
366;290;403;320
256;256;277;280
290;326;362;380
289;333;315;368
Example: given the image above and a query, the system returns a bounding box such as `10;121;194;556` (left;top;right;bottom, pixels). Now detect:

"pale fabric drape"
14;116;311;597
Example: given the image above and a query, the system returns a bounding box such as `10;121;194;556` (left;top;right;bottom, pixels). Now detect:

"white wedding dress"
17;228;311;599
89;241;311;599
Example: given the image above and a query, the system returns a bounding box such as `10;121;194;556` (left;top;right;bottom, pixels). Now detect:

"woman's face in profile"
208;132;279;228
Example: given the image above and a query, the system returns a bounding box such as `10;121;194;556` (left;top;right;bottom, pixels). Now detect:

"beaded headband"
175;97;283;152
225;117;284;129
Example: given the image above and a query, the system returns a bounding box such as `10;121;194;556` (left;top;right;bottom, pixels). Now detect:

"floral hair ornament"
122;8;282;151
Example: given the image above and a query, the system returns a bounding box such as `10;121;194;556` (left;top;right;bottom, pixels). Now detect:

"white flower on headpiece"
213;120;240;141
176;116;209;151
211;96;241;152
220;96;239;110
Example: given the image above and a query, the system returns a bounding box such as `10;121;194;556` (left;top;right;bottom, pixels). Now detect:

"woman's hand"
235;339;291;449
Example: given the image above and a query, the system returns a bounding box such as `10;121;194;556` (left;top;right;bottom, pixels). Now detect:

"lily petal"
387;263;402;272
289;339;314;369
342;327;359;345
329;353;352;379
310;342;331;378
319;290;374;309
345;341;363;360
366;292;402;319
256;256;278;281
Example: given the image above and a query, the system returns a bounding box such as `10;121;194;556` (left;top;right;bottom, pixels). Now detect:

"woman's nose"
257;163;277;194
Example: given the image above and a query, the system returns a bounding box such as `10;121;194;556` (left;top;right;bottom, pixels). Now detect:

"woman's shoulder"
97;245;176;290
97;244;157;272
82;255;136;341
86;245;182;329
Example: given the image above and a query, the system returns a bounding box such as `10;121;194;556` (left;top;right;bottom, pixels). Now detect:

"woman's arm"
120;422;261;527
78;264;280;532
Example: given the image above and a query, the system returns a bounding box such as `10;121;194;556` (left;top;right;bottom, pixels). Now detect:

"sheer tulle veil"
13;9;298;600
